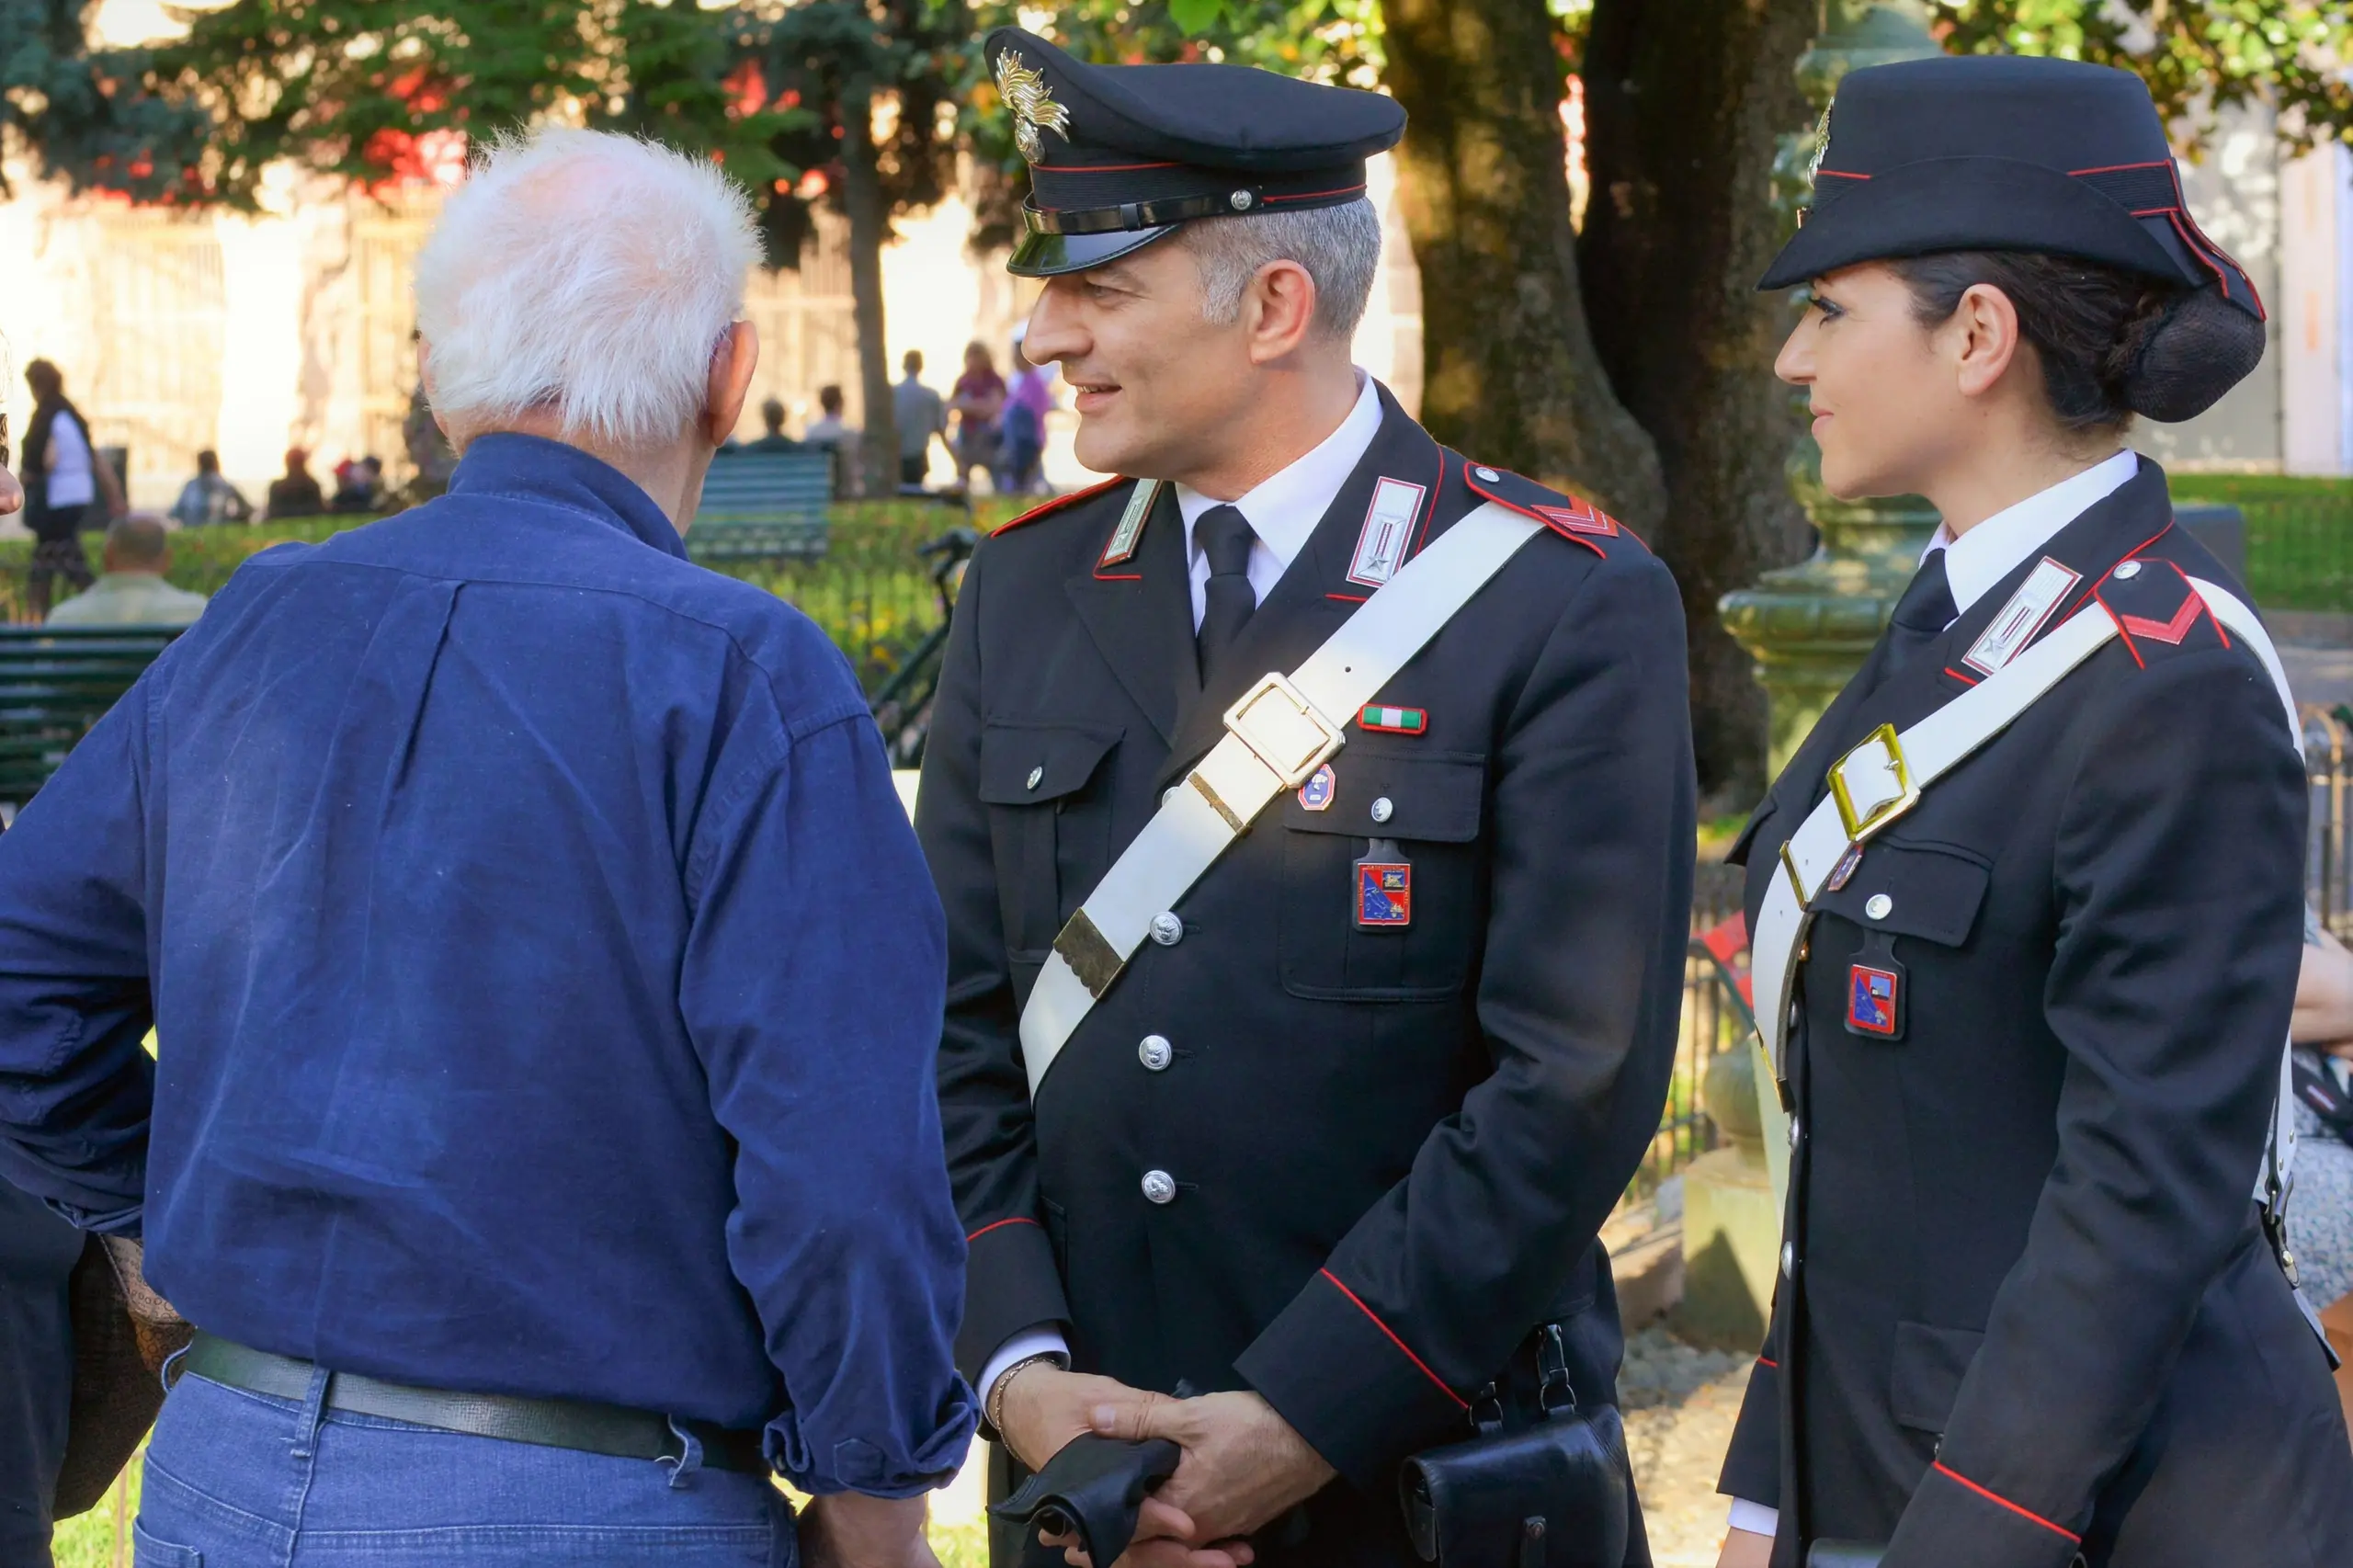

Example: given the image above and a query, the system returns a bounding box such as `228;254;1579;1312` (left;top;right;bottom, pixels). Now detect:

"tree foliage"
0;0;205;200
1933;1;2353;151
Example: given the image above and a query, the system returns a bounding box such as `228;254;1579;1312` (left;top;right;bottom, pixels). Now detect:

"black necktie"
1881;551;1958;680
1195;504;1258;678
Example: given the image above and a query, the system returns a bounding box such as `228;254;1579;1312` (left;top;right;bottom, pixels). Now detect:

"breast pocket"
978;721;1123;961
1813;835;1992;949
1278;747;1487;1001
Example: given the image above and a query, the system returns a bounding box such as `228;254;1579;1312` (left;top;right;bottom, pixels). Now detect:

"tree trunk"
842;80;898;498
1578;0;1817;801
1382;0;1665;533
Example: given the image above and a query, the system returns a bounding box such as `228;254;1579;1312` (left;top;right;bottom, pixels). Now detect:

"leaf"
1168;0;1231;36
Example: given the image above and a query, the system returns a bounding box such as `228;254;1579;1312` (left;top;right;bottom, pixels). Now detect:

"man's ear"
417;341;455;444
1952;282;2025;400
704;321;761;447
1243;260;1320;366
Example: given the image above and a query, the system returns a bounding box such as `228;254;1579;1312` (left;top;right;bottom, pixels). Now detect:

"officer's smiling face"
1022;239;1262;482
1777;261;1985;503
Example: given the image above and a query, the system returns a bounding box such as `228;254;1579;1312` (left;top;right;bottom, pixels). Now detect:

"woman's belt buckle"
1827;722;1919;846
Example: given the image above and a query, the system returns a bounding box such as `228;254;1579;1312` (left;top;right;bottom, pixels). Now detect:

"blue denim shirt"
0;434;975;1496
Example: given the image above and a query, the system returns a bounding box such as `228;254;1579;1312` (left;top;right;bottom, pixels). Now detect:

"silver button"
1370;796;1394;824
1026;766;1044;791
2114;560;2143;580
1229;189;1254;210
1473;466;1501;483
1149;912;1184;946
1163;787;1181;810
1864;892;1893;921
1139;1034;1174;1072
1781;1242;1796;1277
1142;1169;1177;1204
1788;1116;1802;1149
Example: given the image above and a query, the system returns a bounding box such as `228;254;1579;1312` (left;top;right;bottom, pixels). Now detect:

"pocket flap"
1890;1319;1984;1432
1280;749;1485;842
978;722;1122;804
1813;836;1990;948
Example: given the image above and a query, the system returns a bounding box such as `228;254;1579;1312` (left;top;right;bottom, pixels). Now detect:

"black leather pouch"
1397;1325;1631;1568
988;1432;1180;1565
1805;1544;1884;1568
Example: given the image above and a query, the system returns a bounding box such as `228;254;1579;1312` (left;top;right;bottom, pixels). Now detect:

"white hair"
1177;199;1383;341
414;127;760;449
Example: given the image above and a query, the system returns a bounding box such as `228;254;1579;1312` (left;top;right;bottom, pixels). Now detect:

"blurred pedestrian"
2291;918;2353;1437
734;396;801;455
892;350;949;491
45;515;208;627
947;341;1004;492
18;360;122;618
804;384;861;497
329;455;383;514
0;126;969;1568
997;329;1053;495
169;449;253;528
263;448;325;519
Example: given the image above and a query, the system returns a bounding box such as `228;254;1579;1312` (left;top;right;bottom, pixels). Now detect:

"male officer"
920;29;1696;1568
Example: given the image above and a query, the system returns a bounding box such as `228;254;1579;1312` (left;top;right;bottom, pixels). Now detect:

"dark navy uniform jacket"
920;386;1696;1566
1721;458;2353;1566
0;434;975;1497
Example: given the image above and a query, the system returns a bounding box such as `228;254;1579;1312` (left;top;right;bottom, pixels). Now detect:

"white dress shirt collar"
1169;371;1383;628
1923;447;2139;617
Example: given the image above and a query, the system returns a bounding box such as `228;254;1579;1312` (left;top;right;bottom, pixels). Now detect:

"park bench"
688;449;834;563
0;625;188;809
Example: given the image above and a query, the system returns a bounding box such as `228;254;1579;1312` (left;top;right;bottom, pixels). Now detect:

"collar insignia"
995;50;1072;165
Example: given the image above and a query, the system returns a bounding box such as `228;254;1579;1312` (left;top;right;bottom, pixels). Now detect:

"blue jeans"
134;1369;796;1567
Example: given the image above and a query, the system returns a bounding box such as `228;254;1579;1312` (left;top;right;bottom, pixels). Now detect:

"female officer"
1713;55;2353;1568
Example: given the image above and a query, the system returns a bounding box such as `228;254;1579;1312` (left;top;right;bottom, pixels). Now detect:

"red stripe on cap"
1930;1463;2081;1543
1264;183;1368;203
2068;159;2174;176
1318;1269;1469;1410
1814;169;1871;179
966;1216;1040;1244
1052;160;1184;173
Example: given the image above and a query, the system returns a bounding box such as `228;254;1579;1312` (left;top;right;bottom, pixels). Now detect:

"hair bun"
2120;283;2266;423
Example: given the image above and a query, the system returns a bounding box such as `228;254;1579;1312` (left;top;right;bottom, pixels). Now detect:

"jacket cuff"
1884;1460;2084;1568
1233;1267;1472;1493
954;1216;1069;1385
1715;1354;1781;1506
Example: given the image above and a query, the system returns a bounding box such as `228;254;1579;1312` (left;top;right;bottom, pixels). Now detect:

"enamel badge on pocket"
1845;930;1905;1040
1355;837;1412;928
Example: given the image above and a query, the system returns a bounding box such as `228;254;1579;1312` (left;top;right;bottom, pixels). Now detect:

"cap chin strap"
1016;501;1546;1096
1747;575;2330;1356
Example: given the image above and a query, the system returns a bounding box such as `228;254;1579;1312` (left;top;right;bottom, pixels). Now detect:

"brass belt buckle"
1828;722;1920;845
1222;673;1345;790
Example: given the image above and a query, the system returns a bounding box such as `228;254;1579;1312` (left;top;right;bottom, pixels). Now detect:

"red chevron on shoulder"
1533;498;1620;538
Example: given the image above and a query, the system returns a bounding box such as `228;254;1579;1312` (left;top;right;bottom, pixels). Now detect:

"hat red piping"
1264;183;1367;203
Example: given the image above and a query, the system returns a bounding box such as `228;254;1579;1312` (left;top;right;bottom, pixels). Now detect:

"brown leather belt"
180;1332;768;1475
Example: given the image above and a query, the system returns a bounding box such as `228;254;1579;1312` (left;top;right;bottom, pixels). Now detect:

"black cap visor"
1008;221;1183;278
1760;156;2189;294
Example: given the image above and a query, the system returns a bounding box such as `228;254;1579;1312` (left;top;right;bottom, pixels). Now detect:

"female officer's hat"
984;28;1404;278
1760;55;2263;421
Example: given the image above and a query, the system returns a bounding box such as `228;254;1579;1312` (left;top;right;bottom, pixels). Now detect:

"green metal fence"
2167;473;2353;613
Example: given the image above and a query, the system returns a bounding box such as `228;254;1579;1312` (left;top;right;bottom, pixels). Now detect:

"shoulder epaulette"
1453;455;1643;560
2091;552;2231;667
990;475;1130;537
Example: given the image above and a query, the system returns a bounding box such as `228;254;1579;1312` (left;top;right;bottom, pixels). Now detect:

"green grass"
2168;473;2353;613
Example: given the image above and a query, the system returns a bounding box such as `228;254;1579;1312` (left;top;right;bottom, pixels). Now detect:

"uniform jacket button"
1781;1241;1797;1278
2114;559;2143;579
1370;797;1394;824
1026;766;1044;790
1149;912;1184;946
1139;1034;1174;1071
1788;1115;1802;1149
1473;466;1502;483
1864;892;1893;921
1142;1169;1177;1204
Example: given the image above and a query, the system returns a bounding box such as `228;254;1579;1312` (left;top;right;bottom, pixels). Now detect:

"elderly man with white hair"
0;128;971;1567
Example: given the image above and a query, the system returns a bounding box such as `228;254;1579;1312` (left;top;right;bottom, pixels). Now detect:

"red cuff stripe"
1318;1268;1469;1411
966;1216;1040;1244
1756;1356;1779;1370
1931;1462;2081;1543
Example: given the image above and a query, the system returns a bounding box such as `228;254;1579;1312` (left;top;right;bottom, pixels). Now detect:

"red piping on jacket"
966;1216;1040;1244
1317;1269;1469;1411
1931;1462;2081;1543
